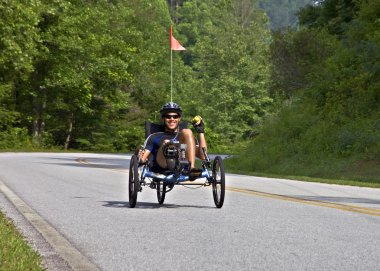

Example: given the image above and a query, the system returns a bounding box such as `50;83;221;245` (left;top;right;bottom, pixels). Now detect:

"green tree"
0;0;176;151
269;28;338;100
26;0;140;149
230;0;380;180
258;0;313;29
127;0;172;117
298;0;361;35
176;0;273;145
0;0;41;147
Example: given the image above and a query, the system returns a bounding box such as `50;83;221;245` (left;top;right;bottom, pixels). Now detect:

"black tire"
129;155;139;208
212;156;225;208
156;180;166;205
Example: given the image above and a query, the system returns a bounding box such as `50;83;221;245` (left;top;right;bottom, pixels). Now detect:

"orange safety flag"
170;25;186;51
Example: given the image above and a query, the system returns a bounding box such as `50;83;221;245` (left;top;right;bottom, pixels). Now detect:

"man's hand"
138;159;147;166
137;148;145;158
138;148;151;166
192;115;205;133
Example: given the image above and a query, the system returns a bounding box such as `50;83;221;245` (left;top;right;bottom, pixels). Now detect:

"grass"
0;211;45;271
225;168;380;188
224;156;380;188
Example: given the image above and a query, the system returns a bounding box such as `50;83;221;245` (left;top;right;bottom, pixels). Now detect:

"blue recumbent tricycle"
128;121;225;208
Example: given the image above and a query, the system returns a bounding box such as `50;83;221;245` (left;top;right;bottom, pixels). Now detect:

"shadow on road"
101;201;214;209
38;156;129;170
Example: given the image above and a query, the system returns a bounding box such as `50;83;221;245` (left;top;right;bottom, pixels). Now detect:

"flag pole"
170;25;173;103
169;25;185;103
171;44;173;103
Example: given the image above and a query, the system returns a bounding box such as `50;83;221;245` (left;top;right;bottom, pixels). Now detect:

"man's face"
163;112;181;131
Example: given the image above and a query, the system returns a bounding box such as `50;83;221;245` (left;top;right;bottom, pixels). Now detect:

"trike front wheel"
156;180;166;205
129;155;139;208
212;156;225;208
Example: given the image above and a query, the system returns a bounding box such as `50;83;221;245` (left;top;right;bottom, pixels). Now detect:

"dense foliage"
174;0;272;146
227;0;380;182
1;0;273;152
258;0;313;29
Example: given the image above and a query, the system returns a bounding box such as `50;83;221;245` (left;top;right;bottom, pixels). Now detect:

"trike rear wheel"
129;155;139;208
212;156;225;208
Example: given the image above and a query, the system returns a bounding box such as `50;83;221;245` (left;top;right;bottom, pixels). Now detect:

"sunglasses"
163;114;180;119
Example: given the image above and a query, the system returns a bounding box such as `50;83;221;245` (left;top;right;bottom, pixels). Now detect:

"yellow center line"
76;158;380;217
226;186;380;217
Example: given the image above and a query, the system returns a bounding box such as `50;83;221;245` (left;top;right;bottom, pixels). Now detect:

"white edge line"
0;180;101;271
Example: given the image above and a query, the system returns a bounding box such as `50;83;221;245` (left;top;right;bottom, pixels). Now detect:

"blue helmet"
160;102;182;117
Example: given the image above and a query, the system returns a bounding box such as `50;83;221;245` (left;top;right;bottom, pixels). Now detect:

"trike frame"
128;148;225;208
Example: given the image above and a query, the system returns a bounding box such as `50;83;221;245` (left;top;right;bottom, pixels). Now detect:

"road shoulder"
0;180;99;271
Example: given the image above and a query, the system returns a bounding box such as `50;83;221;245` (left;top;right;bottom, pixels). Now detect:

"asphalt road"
0;152;379;271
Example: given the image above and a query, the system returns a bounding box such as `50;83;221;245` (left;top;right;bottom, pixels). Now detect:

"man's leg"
179;129;196;168
156;130;197;169
156;140;170;168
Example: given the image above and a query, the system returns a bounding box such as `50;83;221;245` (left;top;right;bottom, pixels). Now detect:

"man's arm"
139;149;151;163
138;133;157;163
192;116;207;160
197;132;207;160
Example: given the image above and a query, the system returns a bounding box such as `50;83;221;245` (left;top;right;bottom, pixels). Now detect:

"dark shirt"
144;131;180;169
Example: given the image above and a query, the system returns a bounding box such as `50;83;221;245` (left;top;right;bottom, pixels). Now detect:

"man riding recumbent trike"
128;102;225;208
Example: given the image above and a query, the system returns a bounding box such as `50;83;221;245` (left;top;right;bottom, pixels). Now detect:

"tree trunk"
64;113;75;150
32;69;46;139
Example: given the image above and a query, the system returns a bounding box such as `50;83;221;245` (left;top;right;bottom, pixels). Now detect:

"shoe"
188;168;203;181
